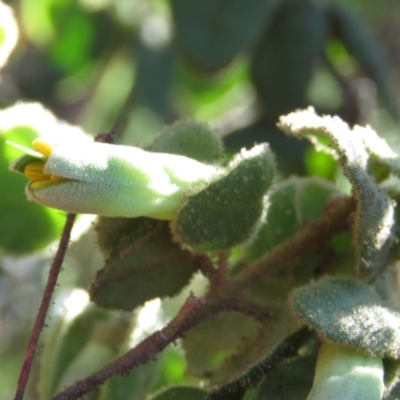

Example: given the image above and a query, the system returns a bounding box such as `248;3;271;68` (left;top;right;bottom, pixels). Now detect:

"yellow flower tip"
32;138;53;157
24;161;45;173
24;161;49;180
24;170;50;181
23;159;67;186
50;174;66;183
29;180;53;189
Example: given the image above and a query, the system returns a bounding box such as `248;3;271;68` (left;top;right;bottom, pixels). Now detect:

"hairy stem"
207;327;314;400
235;196;356;288
52;293;212;400
14;213;76;400
50;196;355;399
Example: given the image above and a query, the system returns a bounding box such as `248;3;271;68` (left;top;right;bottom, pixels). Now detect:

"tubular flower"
10;139;220;219
307;342;384;400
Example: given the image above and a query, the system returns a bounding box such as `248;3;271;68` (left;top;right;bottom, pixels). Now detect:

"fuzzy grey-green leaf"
278;108;396;280
182;311;262;383
244;176;338;262
257;355;316;400
149;120;224;163
91;218;199;310
291;277;400;359
356;124;400;179
104;361;161;400
171;144;275;251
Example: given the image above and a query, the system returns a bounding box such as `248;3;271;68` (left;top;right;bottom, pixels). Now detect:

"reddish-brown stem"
95;125;119;144
47;196;355;399
195;253;226;288
51;290;272;400
216;251;231;275
14;213;76;400
52;293;213;400
235;196;356;288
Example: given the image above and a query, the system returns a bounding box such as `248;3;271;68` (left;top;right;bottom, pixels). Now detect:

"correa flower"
307;342;384;400
9;138;220;219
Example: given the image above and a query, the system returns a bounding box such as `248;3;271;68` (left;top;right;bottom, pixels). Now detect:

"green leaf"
355;124;400;180
278;108;396;280
381;176;400;203
171;144;275;251
243;179;298;262
182;311;261;382
256;354;316;400
134;40;174;117
102;360;161;400
171;0;280;70
150;386;207;400
208;327;313;400
50;306;110;395
239;177;342;307
244;177;338;262
250;0;326;118
329;4;398;119
305;147;337;181
149;120;224;163
155;346;186;387
38;301;115;399
95;216;156;258
291;277;400;358
56;347;108;399
91;218;199;310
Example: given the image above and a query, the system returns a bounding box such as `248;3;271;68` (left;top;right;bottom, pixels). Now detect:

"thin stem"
235;196;356;288
14;213;76;400
51;291;273;400
195;253;227;290
207;327;314;400
52;293;213;400
49;196;355;399
216;251;231;276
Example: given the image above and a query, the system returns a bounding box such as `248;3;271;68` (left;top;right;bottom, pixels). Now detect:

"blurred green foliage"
1;0;400;400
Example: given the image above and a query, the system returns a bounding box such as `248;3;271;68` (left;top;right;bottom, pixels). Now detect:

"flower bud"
307;342;384;400
10;139;219;219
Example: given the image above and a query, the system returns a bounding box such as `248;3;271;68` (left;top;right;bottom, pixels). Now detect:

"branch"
195;253;228;290
50;196;355;399
207;327;314;400
52;293;212;400
235;196;356;288
14;213;76;400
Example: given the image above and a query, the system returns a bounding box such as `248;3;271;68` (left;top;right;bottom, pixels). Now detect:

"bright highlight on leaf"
291;278;400;359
